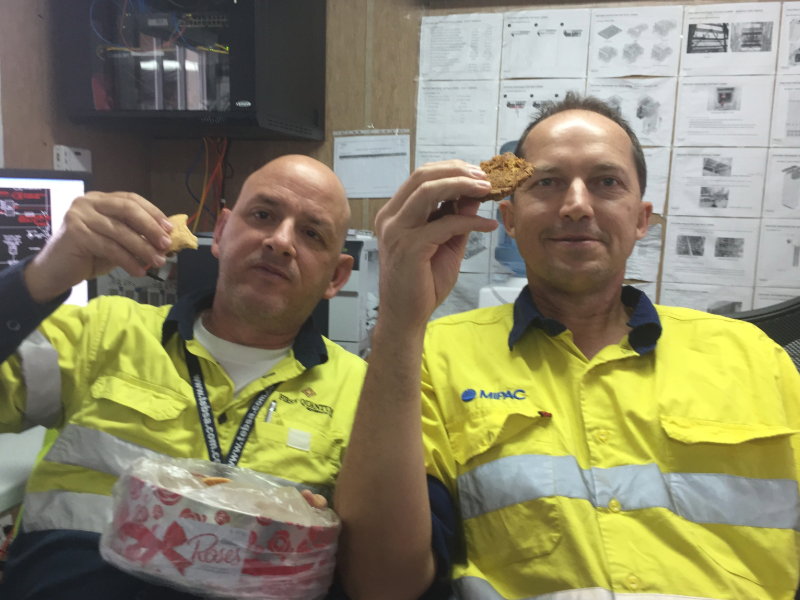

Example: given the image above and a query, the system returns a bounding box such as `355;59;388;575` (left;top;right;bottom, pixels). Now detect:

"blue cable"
173;14;197;51
89;0;120;47
185;142;217;221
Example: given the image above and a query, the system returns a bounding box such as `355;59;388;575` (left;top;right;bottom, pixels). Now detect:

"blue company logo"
461;388;526;402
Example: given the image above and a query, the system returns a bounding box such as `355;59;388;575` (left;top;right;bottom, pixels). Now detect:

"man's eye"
537;178;554;187
254;210;270;220
601;177;617;187
306;229;320;240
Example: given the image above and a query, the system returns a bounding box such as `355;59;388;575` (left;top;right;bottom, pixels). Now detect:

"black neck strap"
184;346;278;466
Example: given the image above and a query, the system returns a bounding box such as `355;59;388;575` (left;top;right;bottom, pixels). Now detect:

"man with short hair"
0;155;366;599
335;94;800;600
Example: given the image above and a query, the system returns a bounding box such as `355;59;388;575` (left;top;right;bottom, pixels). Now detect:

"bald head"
237;155;350;243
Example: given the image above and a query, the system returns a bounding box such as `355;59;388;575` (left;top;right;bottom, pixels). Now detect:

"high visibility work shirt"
0;282;367;537
421;286;800;600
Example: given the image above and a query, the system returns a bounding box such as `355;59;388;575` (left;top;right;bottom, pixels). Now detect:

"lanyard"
184;346;279;466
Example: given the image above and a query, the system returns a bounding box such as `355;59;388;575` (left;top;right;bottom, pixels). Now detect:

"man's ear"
635;201;653;242
498;198;517;240
211;208;232;258
323;254;355;300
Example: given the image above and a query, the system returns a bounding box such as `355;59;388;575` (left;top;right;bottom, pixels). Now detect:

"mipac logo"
461;388;526;402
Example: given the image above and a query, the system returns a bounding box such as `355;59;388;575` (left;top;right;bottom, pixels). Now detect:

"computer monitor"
0;169;93;306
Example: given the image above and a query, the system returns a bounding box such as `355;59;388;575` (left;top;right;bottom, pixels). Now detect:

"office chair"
727;295;800;370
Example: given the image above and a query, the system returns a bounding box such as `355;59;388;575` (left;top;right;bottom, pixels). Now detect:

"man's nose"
264;219;297;257
560;179;593;222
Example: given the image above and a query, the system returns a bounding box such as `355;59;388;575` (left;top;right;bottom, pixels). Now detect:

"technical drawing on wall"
787;91;800;137
703;157;733;176
598;24;623;39
636;95;661;133
782;165;800;209
651;44;673;62
709;86;741;110
0;188;51;270
627;23;648;38
654;19;678;38
715;236;745;258
789;18;800;65
677;235;706;256
599;47;618;62
730;22;773;52
700;187;730;208
687;23;729;53
624;42;645;62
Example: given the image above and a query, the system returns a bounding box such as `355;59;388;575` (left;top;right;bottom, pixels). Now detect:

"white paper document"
333;135;410;199
667;148;767;218
586;78;677;147
414;146;496;170
629;281;657;300
763;149;800;219
419;14;503;81
497;79;586;147
662;216;760;286
432;272;489;320
778;2;800;72
680;2;780;76
770;75;800;147
756;218;800;288
660;282;754;314
625;223;662;281
754;286;800;307
644;148;670;215
588;6;683;77
674;75;774;147
461;203;495;275
416;80;499;147
502;9;591;79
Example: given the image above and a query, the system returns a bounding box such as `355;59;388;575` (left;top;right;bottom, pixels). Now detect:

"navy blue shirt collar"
508;285;662;355
161;288;328;370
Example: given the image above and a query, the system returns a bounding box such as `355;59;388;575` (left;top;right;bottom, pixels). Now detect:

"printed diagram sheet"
778;2;800;72
763;149;800;219
662;216;759;286
415;146;496;170
754;287;799;307
668;148;767;218
770;75;800;147
660;282;754;314
419;14;503;80
673;75;774;147
625;223;662;281
756;218;800;288
497;79;586;147
0;188;51;269
333;135;410;199
416;80;499;147
502;9;591;79
586;78;677;146
589;6;683;77
680;2;780;76
644;148;670;215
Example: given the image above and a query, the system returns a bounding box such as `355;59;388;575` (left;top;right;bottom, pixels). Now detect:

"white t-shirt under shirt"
194;314;292;396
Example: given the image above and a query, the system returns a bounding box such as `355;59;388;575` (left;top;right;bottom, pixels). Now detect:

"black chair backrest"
727;296;800;371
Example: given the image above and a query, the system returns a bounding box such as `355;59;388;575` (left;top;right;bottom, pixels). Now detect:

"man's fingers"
85;229;151;278
420;213;499;248
86;193;172;252
382;161;487;217
301;489;328;510
397;177;492;225
77;208;167;268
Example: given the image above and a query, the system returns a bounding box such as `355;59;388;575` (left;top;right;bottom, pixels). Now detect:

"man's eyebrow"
252;195;334;231
591;162;627;172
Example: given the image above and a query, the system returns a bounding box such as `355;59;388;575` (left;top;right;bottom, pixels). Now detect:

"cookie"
479;153;535;201
166;214;198;257
201;476;231;487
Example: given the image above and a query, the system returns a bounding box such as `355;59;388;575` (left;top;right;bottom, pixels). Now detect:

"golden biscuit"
479;153;535;201
166;214;198;257
201;476;231;487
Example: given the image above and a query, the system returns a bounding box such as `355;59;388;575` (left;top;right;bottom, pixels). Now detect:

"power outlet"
53;145;92;173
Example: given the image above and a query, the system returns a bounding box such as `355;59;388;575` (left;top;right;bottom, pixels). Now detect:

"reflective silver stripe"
22;490;112;534
454;577;722;600
457;454;800;530
18;329;61;429
45;424;332;498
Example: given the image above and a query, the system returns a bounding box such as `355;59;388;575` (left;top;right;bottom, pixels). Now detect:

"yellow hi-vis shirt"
421;286;800;600
0;292;366;534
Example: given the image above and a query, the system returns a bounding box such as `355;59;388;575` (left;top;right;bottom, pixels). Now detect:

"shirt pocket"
450;405;561;568
661;414;800;590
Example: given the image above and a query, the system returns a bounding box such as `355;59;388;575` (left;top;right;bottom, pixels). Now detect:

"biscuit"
479;152;535;201
201;476;231;487
166;214;198;257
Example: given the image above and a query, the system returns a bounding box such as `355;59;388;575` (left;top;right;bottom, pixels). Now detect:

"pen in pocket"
265;400;277;423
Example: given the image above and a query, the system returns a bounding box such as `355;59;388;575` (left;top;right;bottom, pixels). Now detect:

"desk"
0;427;45;513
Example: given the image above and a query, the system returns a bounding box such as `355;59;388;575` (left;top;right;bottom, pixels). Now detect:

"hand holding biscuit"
24;191;174;303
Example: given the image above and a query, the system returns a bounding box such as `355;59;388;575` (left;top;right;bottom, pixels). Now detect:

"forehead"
522;110;635;171
238;167;340;218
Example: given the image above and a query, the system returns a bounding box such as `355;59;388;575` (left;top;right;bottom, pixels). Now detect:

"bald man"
0;155;367;600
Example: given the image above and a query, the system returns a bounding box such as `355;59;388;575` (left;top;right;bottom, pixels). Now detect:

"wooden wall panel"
0;0;151;197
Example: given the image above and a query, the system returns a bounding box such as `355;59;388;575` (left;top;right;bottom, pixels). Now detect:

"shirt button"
609;498;621;513
6;320;20;331
596;429;610;443
626;574;641;590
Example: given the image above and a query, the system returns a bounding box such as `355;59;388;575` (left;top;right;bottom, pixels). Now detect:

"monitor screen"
0;170;91;306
